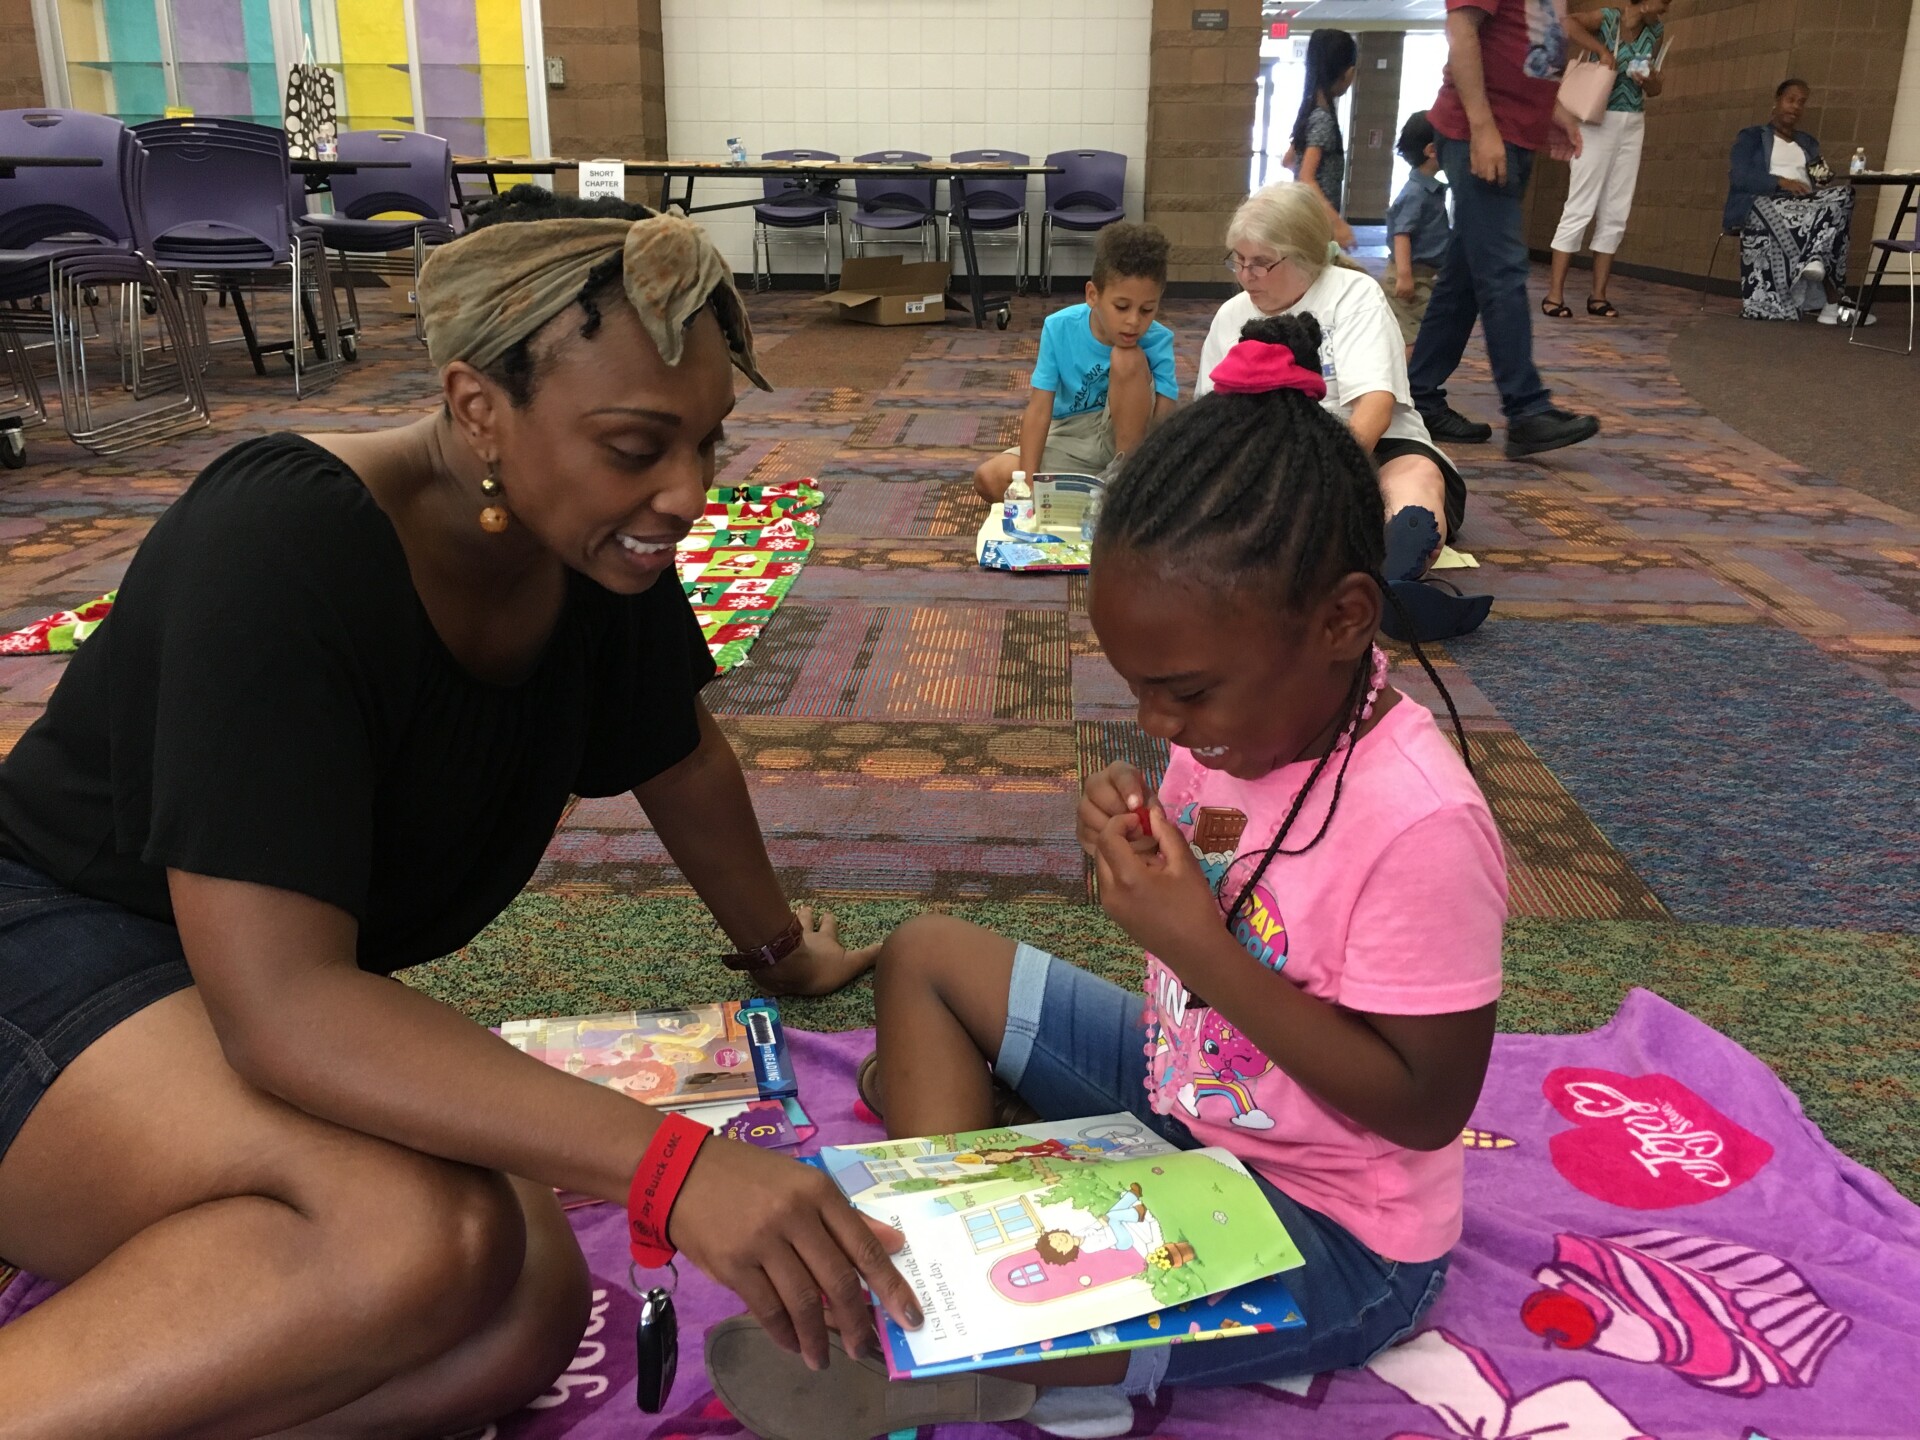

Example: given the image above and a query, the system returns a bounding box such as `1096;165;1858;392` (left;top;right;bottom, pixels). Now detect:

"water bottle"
727;137;747;165
1850;147;1868;176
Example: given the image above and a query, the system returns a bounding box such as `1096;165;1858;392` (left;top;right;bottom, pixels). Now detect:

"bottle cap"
1011;470;1027;482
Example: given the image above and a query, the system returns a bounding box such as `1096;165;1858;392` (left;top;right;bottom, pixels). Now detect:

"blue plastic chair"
1042;149;1128;292
0;109;206;456
753;148;843;291
304;129;457;352
133;117;342;395
949;148;1030;295
849;150;937;263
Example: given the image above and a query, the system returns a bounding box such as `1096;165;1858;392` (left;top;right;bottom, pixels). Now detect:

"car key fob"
634;1286;679;1413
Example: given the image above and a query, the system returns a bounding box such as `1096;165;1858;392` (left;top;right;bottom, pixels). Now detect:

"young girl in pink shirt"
706;313;1508;1438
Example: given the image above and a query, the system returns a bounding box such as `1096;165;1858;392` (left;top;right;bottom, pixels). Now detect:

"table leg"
950;178;986;328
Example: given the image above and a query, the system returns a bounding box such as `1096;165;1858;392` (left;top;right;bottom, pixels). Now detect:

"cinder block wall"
1145;0;1261;284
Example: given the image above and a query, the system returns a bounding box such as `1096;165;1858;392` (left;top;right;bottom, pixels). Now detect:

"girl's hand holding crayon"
1078;762;1162;860
1092;804;1224;966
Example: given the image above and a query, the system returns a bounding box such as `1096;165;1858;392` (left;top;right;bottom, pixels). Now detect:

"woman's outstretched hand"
751;903;879;997
670;1138;922;1369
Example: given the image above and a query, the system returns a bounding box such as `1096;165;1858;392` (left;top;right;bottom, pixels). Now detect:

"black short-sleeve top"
0;434;716;973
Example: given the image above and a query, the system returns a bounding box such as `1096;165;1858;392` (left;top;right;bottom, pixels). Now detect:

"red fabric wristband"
627;1112;711;1268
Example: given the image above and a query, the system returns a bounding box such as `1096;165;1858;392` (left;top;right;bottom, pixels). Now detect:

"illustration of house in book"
938;1180;1196;1305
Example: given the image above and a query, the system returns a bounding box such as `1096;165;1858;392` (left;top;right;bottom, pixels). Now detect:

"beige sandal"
706;1315;1036;1440
854;1050;1041;1129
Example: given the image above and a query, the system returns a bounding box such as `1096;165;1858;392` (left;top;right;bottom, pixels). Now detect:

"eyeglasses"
1225;254;1281;279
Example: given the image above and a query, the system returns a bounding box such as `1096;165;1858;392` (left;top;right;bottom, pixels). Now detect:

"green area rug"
407;896;1920;1203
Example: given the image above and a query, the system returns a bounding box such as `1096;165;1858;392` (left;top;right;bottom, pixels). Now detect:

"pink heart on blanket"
1543;1067;1773;1209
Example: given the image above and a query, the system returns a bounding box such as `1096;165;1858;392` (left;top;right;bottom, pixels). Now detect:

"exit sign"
1270;21;1289;37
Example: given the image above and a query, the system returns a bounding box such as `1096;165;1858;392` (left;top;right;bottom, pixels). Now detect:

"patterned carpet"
2;270;1917;1195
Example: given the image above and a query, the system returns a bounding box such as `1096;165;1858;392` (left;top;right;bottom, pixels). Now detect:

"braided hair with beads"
1094;312;1471;940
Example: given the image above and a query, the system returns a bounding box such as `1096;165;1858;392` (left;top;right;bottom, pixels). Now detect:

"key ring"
630;1258;678;1298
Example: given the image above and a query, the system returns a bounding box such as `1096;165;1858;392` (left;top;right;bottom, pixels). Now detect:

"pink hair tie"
1209;337;1327;401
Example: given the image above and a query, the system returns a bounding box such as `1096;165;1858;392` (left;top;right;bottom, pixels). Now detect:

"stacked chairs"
0;108;206;458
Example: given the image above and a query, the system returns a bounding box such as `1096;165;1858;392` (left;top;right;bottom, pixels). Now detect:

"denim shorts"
995;944;1449;1396
0;857;194;1159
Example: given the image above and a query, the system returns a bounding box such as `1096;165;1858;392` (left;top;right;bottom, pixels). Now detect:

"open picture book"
815;1113;1306;1377
975;472;1104;573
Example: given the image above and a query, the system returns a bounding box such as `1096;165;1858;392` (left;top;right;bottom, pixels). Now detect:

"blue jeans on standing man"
1409;137;1552;422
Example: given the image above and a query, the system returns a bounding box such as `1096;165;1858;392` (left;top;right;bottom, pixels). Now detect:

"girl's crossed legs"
872;913;1449;1395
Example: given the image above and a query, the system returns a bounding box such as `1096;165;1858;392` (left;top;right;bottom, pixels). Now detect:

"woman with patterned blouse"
1542;0;1671;319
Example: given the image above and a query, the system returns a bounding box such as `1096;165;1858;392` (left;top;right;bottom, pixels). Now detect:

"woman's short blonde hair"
1225;182;1366;278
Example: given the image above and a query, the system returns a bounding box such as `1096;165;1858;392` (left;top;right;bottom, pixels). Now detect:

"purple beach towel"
6;988;1917;1438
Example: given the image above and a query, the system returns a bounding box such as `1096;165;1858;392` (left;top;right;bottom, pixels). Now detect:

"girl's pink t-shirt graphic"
1143;699;1508;1263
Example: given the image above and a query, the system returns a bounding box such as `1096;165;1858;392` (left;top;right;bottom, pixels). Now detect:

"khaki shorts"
1382;264;1438;346
1002;404;1115;477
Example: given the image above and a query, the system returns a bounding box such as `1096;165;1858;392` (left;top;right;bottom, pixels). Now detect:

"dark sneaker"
1419;405;1494;444
1505;407;1600;459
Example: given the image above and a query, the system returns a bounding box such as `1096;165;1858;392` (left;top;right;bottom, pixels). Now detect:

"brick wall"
1523;0;1915;284
542;0;667;197
1;0;44;111
1145;0;1262;284
1347;30;1406;224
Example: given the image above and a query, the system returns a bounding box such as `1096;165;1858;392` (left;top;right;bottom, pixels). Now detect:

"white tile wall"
660;0;1153;277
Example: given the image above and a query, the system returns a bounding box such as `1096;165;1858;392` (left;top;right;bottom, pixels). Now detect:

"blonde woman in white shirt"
1198;183;1491;641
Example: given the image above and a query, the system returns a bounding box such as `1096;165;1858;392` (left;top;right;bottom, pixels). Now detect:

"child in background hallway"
705;315;1506;1438
972;222;1178;503
1291;27;1360;250
1385;112;1450;352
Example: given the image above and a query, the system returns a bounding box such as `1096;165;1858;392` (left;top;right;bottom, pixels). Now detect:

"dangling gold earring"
479;462;509;534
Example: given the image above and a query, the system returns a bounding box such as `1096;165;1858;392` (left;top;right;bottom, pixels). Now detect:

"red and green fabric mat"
0;480;824;671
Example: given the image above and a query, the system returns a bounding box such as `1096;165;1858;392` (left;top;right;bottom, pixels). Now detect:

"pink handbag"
1557;52;1615;125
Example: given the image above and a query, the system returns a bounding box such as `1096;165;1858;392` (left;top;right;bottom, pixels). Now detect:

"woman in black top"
0;190;919;1434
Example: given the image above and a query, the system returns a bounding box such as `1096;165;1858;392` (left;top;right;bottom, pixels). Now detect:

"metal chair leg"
1849;250;1917;355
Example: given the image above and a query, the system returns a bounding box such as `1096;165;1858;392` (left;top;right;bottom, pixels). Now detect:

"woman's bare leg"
1591;251;1615;303
1378;452;1452;578
1546;248;1575;307
0;988;589;1440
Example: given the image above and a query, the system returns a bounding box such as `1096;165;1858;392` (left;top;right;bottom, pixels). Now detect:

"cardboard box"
820;255;952;326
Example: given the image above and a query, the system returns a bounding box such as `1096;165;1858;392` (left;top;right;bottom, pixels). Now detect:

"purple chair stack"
0;108;207;458
132;117;343;397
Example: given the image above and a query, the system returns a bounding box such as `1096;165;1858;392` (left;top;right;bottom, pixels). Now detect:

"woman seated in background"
1725;79;1865;324
1199;182;1492;643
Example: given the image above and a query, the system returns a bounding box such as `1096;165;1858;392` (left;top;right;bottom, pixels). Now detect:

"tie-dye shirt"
1142;698;1507;1263
1427;0;1570;154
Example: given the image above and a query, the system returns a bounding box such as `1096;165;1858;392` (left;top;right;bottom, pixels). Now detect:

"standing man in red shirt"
1411;0;1602;460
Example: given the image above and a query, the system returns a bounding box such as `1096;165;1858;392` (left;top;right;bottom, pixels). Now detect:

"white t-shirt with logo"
1193;269;1437;450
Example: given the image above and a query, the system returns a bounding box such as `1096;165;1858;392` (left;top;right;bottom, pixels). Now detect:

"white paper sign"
579;159;625;200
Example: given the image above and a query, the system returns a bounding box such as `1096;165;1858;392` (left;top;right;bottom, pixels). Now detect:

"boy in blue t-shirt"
972;222;1178;502
1383;111;1450;351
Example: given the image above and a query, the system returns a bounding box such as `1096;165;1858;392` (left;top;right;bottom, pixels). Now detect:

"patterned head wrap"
418;213;769;390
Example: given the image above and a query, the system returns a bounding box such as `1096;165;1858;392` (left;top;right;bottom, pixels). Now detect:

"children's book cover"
853;1145;1306;1371
875;1268;1306;1379
975;473;1102;573
818;1113;1181;1203
496;1003;758;1110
